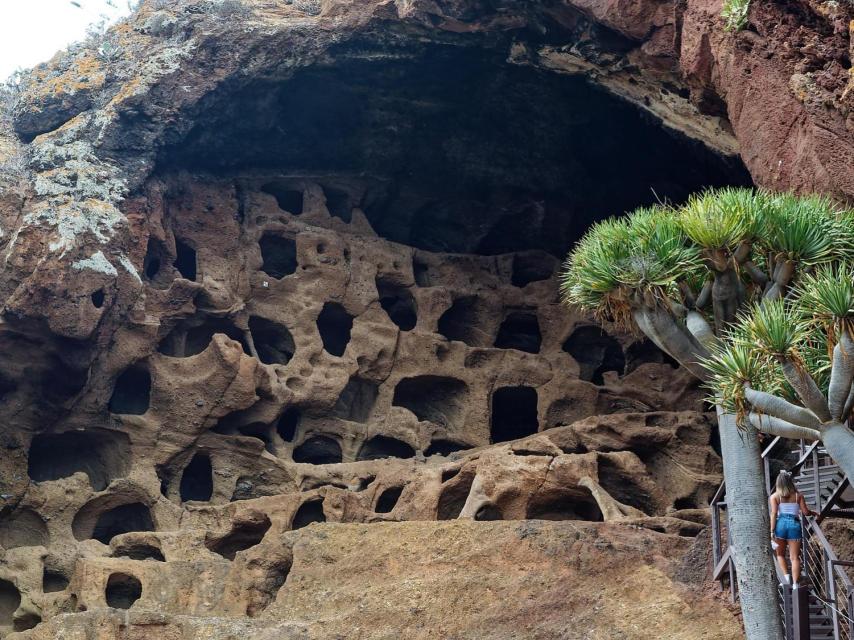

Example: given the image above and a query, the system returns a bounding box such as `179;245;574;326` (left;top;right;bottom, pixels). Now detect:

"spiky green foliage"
795;263;854;331
560;206;702;326
741;299;807;358
759;193;853;265
678;188;766;252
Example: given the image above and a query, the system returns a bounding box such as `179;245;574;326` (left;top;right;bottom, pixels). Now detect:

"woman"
769;470;818;586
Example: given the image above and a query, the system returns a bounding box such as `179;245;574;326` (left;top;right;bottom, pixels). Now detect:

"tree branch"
780;358;832;423
828;329;854;421
744;386;820;429
632;306;710;381
748;413;820;441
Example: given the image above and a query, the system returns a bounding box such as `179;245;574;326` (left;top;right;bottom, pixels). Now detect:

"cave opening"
108;365;151;415
376;277;417;331
157;40;749;259
276;407;300;442
332;376;379;423
42;569;69;593
261;182;304;214
105;573;142;610
625;339;679;373
375;486;404;513
437;296;493;347
0;580;20;629
0;509;48;550
491;386;539;443
526;496;604;522
437;473;474;520
322;185;353;222
392;375;468;428
113;542;166;562
563;326;626;385
291;500;326;530
317;302;353;357
292;435;342;465
174;239;197;281
511;252;555;288
598;456;655;515
207;516;272;560
357;435;416;461
474;504;503;521
249;316;295;365
179;453;214;503
74;502;154;545
425;439;472;457
259;233;298;279
158;317;247;357
27;430;130;491
494;311;542;353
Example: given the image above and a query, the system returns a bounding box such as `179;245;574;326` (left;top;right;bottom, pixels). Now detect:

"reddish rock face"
0;0;849;637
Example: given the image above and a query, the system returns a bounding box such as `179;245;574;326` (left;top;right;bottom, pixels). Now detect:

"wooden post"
791;584;811;640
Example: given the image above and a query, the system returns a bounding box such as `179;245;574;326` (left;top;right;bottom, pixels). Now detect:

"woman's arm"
799;492;818;518
769;494;778;538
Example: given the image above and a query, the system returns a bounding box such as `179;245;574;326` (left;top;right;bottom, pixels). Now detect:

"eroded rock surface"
1;0;850;636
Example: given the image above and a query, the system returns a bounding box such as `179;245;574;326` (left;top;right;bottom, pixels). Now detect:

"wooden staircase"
712;439;854;640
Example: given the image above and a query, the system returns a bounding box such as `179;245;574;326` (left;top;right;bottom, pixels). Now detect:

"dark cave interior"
156;39;751;258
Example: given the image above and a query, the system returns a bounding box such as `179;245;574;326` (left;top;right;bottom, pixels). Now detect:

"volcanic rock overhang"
154;35;751;256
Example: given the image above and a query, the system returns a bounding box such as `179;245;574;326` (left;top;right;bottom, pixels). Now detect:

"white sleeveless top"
778;501;800;516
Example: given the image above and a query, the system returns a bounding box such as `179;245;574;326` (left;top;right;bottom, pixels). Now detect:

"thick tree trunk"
822;421;854;486
718;408;784;640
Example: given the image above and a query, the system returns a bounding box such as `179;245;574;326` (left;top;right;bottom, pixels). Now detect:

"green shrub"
721;0;750;31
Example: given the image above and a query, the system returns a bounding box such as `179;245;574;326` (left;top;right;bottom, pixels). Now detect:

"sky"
0;0;136;81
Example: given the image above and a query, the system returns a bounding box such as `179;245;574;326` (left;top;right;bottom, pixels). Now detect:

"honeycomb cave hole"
276;408;300;442
174;239;197;281
0;580;20;629
376;277;417;331
357;435;415;461
108;365;151;415
494;312;541;353
180;453;214;503
291;500;326;530
438;296;493;347
625;339;679;373
425;439;472;457
526;494;604;521
598;456;655;515
42;569;70;593
392;376;468;428
511;252;554;287
73;502;155;544
27;430;130;491
259;233;298;279
317;302;353;357
474;504;503;521
332;377;379;423
113;542;166;562
0;509;49;549
158;317;248;357
105;573;142;610
293;435;342;464
262;182;304;214
207;516;272;560
491;386;539;443
563;326;625;385
375;486;404;513
322;185;352;222
90;289;105;308
437;472;474;520
249;316;295;365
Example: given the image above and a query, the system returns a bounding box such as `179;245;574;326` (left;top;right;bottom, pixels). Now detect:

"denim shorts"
775;514;802;541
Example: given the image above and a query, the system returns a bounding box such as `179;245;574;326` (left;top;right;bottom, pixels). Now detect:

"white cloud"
0;0;136;81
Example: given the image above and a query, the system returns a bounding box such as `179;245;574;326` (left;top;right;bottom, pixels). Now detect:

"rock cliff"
0;0;850;637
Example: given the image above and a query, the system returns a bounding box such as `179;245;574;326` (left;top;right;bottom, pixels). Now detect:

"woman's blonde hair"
776;470;797;498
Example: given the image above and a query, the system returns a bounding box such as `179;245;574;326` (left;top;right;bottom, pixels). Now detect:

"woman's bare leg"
789;539;802;584
775;539;789;578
